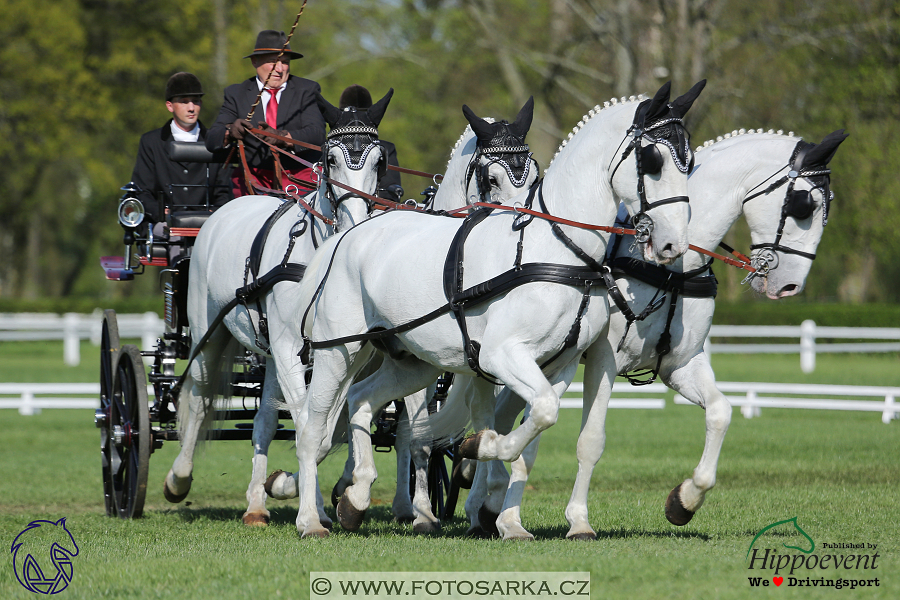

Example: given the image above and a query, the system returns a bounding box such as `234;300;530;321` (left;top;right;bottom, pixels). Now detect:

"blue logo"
10;518;79;594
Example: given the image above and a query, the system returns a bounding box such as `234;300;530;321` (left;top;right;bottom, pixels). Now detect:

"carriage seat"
169;211;212;229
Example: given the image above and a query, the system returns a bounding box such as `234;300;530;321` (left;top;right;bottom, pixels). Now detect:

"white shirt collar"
170;120;200;142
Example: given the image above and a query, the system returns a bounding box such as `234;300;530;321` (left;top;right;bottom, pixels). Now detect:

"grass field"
1;341;898;599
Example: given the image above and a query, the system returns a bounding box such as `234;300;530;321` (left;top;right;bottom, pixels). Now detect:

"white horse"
466;128;849;540
264;98;541;532
162;90;394;527
290;81;705;538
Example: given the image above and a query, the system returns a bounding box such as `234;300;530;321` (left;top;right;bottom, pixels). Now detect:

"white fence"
706;320;900;373
674;382;899;424
0;312;164;366
7;380;894;423
3;314;899;372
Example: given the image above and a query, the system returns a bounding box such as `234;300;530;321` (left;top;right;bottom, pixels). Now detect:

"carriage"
94;138;457;522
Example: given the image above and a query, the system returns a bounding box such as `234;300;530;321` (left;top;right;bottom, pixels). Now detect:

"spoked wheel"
97;309;120;516
107;344;151;518
408;445;455;521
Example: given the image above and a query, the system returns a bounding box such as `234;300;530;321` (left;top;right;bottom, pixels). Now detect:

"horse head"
316;88;394;230
745;129;849;298
460;97;539;205
611;80;705;265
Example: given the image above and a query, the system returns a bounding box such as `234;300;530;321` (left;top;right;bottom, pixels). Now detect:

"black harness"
299;195;608;380
741;140;833;277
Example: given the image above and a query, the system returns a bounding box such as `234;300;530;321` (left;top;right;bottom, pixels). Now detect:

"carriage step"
213;409;292;421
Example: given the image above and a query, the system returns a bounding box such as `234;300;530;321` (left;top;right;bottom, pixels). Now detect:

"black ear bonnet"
633;100;694;176
317;89;393;179
463;98;536;197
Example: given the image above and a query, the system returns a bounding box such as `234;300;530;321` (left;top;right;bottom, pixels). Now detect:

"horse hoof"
478;505;500;537
566;532;596;541
665;484;695;526
242;512;270;527
452;459;475;490
413;521;441;534
264;470;284;498
163;477;191;503
503;531;535;542
458;432;484;460
337;494;367;532
301;528;330;539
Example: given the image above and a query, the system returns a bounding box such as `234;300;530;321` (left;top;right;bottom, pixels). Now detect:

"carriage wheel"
107;344;151;518
98;310;120;517
407;445;455;522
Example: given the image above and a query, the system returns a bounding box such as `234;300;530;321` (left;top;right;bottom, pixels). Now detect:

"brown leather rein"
244;128;755;274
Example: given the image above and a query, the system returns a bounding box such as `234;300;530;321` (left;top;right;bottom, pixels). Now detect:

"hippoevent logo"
746;517;880;590
10;518;79;594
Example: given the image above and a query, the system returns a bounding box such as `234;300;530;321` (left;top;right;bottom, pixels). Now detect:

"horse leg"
392;412;415;523
242;364;282;526
163;328;230;502
339;357;442;531
565;343;615;540
662;352;732;525
496;433;541;541
464;348;576;463
400;389;442;532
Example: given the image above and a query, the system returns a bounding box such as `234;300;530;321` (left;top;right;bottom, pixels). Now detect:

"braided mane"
547;95;647;170
695;128;797;152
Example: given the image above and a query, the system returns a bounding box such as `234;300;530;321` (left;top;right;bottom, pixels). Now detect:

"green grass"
1;341;898;599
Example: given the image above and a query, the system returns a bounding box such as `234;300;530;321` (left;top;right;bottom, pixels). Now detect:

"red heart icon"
773;577;783;586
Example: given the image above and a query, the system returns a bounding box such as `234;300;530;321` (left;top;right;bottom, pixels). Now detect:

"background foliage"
1;0;897;307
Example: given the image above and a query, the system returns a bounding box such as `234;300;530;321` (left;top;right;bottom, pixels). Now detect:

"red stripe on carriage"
169;228;202;237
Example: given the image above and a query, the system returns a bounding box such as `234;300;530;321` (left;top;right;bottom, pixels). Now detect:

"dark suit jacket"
377;139;402;197
206;75;326;172
130;120;231;223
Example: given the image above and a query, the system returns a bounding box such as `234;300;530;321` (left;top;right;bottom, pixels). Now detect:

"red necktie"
265;88;279;128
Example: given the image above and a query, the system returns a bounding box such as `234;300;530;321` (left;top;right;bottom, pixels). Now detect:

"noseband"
608;103;692;243
741;141;833;277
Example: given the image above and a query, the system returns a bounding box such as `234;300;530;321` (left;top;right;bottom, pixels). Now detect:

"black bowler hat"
244;30;303;60
339;85;373;110
165;72;204;100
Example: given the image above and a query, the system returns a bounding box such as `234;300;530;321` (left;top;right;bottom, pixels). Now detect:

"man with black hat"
130;72;231;224
206;29;326;197
338;84;403;202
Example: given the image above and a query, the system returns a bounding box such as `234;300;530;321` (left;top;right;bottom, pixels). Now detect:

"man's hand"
227;119;252;141
258;123;293;149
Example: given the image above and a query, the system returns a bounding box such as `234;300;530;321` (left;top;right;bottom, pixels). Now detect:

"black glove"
257;122;292;149
227;119;252;141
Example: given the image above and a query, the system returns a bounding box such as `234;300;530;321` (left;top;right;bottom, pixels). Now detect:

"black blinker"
786;189;814;220
641;144;664;175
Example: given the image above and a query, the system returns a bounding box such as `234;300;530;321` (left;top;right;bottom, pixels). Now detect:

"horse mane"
695;128;798;152
547;95;647;169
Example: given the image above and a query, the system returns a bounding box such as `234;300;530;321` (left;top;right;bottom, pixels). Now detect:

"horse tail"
178;334;240;444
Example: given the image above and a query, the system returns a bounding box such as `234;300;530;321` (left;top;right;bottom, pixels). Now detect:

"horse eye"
327;154;337;166
489;176;499;187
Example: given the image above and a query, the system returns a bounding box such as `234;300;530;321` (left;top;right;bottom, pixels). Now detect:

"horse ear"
642;81;673;124
316;92;342;127
462;104;495;145
366;88;394;128
670;79;707;119
802;129;849;168
510;96;534;138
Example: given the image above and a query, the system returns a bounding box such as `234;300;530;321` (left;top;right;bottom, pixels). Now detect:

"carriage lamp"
118;196;145;228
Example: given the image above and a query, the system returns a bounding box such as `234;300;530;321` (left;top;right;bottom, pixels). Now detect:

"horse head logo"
11;518;79;594
747;516;815;559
